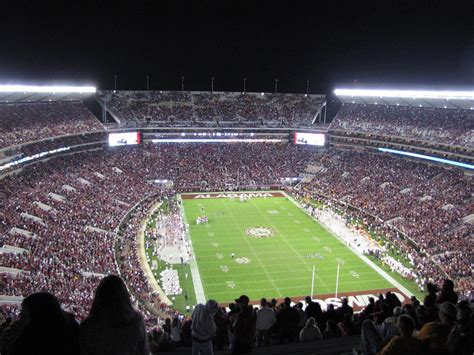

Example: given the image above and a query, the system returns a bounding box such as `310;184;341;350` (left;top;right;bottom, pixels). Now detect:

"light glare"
334;88;474;100
0;85;96;93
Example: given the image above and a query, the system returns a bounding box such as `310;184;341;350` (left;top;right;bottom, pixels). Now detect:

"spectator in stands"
0;292;79;355
295;302;308;333
299;317;322;342
338;313;355;336
276;297;299;344
437;279;459;305
79;275;149;355
337;297;353;322
424;283;439;322
304;296;323;328
191;299;218;355
255;298;276;347
170;317;182;346
231;295;255;354
446;301;474;355
417;301;457;353
213;308;228;351
378;314;421;355
322;319;341;339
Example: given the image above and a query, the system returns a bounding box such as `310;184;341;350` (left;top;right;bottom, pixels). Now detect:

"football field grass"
182;193;395;304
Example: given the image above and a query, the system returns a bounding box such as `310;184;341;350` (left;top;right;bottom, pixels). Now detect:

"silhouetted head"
21;292;64;328
90;275;134;319
441;279;455;293
397;314;415;337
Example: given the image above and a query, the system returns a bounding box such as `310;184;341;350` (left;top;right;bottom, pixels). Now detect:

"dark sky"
0;0;473;94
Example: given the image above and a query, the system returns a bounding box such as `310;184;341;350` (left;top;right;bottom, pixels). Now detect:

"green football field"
182;193;395;304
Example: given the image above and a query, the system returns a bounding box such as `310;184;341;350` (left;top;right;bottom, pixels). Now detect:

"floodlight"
0;85;96;93
334;88;474;100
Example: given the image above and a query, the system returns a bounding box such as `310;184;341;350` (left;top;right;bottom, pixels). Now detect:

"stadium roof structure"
334;88;474;110
0;85;96;103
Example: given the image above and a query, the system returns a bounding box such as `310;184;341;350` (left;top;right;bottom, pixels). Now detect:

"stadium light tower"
243;77;246;94
275;78;278;94
114;74;118;90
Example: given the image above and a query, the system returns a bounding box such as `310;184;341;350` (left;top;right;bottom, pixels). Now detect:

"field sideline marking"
221;200;284;298
249;198;333;293
282;191;414;298
177;195;206;304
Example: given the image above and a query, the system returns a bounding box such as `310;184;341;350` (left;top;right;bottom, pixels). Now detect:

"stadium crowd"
1;275;472;355
0;102;104;149
98;91;325;128
297;149;473;299
331;103;474;148
0;143;313;323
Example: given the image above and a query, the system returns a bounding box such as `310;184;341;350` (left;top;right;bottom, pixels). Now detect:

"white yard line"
221;200;284;298
249;198;332;294
178;195;207;304
283;191;414;298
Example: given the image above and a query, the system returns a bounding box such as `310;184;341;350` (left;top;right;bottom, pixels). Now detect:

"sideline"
137;201;172;305
177;194;206;304
282;191;414;299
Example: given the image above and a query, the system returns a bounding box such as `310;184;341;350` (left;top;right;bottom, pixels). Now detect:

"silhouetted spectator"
338;313;355;336
295;302;307;333
0;292;79;355
304;296;323;327
446;301;474;355
276;297;299;344
191;299;218;355
79;275;149;355
231;295;255;354
170;317;181;345
417;301;457;353
437;280;459;305
379;315;421;355
299;317;322;342
322;320;341;339
337;298;353;322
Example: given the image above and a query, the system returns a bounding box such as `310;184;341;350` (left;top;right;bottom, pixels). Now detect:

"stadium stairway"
158;335;361;355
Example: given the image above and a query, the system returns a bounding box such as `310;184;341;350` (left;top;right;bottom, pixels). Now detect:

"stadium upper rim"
334;88;474;110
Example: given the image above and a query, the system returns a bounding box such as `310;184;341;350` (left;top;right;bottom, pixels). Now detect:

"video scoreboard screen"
294;132;325;146
108;132;141;146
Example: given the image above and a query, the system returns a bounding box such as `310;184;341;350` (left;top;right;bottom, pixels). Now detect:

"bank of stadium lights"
334;88;474;100
0;85;96;93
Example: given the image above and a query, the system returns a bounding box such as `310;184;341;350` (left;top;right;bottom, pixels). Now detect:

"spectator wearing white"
255;298;276;347
191;299;219;355
299;317;322;342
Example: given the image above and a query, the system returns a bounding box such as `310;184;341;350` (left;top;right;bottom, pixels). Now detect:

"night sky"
1;0;473;95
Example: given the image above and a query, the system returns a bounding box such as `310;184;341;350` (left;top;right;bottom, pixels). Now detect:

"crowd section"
331;103;474;148
1;132;105;158
0;143;313;323
297;149;473;299
1;276;472;355
0;102;104;149
97;91;325;128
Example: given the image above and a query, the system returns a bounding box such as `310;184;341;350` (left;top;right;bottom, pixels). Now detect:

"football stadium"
0;4;473;355
1;86;472;354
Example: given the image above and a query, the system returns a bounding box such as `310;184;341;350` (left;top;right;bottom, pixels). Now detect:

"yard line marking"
248;198;332;293
221;200;284;298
